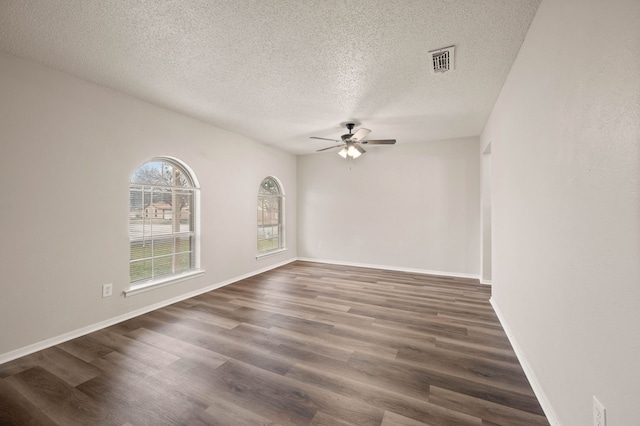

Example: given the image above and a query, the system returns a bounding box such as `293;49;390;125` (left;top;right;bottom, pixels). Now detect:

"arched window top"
131;158;197;188
259;176;282;196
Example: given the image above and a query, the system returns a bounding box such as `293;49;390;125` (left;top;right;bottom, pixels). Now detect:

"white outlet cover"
102;283;113;298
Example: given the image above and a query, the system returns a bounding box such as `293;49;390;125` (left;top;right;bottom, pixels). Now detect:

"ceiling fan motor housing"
342;122;356;141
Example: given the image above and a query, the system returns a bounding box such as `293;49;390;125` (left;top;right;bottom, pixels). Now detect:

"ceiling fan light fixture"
347;144;359;158
337;143;363;159
338;143;363;159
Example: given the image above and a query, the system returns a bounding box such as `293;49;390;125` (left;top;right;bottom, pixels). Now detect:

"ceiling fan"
311;123;396;159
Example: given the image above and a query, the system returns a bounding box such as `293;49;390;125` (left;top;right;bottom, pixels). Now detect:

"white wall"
481;0;640;424
0;52;296;359
297;137;480;276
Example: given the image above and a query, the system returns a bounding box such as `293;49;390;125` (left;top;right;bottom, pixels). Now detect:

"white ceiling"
0;0;540;155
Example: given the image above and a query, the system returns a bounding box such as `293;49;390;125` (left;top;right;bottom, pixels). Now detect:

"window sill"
124;269;206;297
256;248;288;259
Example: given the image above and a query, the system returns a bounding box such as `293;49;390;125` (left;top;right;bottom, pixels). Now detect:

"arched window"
257;176;285;255
129;158;200;286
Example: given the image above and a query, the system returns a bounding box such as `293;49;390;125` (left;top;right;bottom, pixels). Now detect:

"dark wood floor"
0;261;549;425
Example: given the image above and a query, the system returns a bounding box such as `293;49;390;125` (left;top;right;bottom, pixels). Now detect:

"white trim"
0;258;296;365
480;279;493;285
296;257;480;281
124;269;206;297
256;248;288;259
257;175;286;258
129;156;202;280
490;298;561;426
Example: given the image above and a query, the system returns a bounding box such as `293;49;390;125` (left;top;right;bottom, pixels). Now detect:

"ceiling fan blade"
350;128;371;142
361;139;396;145
316;144;345;152
311;136;341;142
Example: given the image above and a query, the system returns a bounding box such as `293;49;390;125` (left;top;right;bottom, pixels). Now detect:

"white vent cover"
428;46;455;74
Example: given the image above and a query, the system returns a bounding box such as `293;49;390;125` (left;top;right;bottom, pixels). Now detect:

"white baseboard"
480;279;493;285
490;298;561;426
0;258;296;365
296;257;480;281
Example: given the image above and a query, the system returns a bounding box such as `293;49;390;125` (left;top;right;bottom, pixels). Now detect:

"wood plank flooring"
0;261;549;425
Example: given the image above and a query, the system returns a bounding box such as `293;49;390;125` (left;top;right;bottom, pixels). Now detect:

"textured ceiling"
0;0;540;154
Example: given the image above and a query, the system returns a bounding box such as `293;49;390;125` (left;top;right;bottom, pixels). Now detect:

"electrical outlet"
102;283;113;298
318;241;324;249
593;396;606;426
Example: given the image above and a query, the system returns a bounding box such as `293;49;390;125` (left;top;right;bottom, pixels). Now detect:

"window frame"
257;176;286;258
126;157;202;296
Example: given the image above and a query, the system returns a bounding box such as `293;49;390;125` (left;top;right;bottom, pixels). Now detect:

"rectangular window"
129;184;196;283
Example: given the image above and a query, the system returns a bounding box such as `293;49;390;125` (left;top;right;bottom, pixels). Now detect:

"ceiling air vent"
428;46;455;74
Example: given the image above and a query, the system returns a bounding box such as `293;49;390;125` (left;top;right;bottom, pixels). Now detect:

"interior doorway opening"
481;143;492;283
